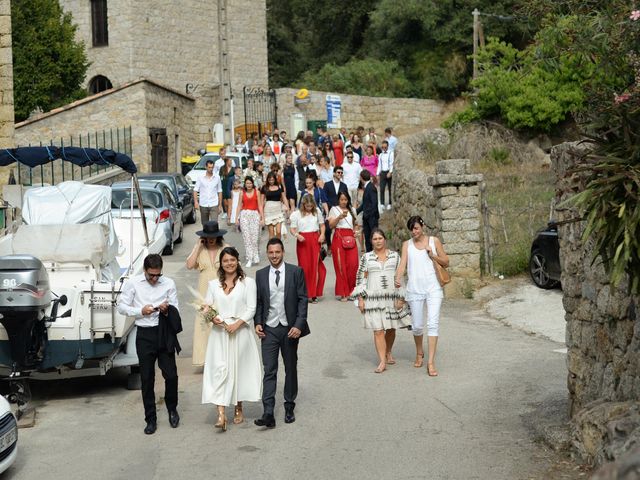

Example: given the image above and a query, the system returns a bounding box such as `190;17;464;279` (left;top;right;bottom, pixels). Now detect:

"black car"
138;173;196;224
529;221;561;289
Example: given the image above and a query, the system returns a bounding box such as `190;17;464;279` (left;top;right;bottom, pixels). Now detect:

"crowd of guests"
119;127;451;435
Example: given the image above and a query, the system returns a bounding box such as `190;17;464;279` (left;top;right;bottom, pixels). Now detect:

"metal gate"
243;86;277;140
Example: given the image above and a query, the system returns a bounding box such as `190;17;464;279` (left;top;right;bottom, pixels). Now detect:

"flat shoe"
427;363;439;377
414;353;424;368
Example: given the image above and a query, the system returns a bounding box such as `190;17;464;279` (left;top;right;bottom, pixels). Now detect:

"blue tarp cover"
0;146;137;174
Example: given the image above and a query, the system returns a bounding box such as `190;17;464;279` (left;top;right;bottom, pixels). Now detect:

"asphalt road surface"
4;220;580;480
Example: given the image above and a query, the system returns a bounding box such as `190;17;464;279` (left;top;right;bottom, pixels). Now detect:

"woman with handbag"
289;194;326;304
328;191;360;301
352;229;411;373
395;215;449;376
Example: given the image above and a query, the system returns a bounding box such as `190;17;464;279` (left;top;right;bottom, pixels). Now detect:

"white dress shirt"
117;274;179;327
387;135;398;152
213;158;226;175
376;151;394;175
194;173;223;207
266;263;287;327
342;160;362;190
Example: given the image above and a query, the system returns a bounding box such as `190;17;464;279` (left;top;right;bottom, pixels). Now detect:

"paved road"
5;220;578;480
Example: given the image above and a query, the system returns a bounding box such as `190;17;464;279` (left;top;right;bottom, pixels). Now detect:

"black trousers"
379;172;392;205
363;217;378;252
325;219;332;249
136;326;178;423
261;324;299;415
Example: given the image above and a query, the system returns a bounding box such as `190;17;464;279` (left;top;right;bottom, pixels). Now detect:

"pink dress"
361;154;378;177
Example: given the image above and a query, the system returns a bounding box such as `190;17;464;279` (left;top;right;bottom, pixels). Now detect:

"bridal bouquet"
199;304;219;325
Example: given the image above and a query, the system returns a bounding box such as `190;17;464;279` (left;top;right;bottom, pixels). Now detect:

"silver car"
111;180;184;255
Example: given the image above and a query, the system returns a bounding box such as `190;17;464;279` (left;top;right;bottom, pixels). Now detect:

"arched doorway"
88;75;113;95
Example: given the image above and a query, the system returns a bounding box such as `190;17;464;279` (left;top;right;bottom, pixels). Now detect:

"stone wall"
380;130;483;296
15;80;196;175
275;88;449;137
553;142;640;468
59;0;268;146
0;0;13;184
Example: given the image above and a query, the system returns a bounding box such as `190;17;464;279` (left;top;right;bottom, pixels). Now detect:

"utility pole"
473;8;480;80
218;0;232;145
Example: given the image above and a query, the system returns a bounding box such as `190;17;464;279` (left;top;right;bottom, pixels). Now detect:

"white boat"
0;147;164;406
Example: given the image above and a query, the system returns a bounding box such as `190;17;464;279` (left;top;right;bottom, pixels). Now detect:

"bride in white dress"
202;246;262;431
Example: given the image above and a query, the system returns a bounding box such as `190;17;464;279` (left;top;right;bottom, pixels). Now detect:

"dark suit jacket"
323;180;349;207
357;182;379;223
158;304;183;354
254;263;310;337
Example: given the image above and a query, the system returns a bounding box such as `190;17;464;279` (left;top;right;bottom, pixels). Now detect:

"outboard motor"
0;255;52;373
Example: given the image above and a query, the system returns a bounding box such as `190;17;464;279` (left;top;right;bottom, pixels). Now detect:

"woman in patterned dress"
234;176;264;268
352;228;411;373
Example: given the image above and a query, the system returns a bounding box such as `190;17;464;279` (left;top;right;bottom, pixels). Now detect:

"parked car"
529;221;561;289
111;180;184;255
0;396;18;474
137;172;196;224
185;152;250;187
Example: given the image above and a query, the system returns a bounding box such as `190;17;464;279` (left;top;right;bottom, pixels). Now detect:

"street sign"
326;95;342;129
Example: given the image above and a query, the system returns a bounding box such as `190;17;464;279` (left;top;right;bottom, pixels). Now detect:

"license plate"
0;428;16;453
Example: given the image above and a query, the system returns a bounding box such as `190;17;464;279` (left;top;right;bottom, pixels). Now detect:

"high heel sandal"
215;412;227;431
427;363;439;377
233;405;244;424
414;353;424;368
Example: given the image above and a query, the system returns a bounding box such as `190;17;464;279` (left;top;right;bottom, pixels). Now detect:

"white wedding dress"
202;277;263;406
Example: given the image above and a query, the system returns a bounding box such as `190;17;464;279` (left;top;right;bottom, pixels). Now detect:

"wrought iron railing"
16;126;133;186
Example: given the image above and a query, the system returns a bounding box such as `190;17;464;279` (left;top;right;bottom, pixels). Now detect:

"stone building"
14;0;268;176
0;0;13;153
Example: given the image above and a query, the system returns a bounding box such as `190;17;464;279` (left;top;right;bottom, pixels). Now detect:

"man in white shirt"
254;238;309;428
117;254;180;435
342;152;362;208
194;159;223;225
213;147;227;175
377;140;395;210
384;127;398;152
344;144;360;163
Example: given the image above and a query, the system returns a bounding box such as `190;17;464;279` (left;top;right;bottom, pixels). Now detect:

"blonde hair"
300;193;318;215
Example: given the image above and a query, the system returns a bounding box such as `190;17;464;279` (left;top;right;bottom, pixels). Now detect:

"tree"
11;0;88;121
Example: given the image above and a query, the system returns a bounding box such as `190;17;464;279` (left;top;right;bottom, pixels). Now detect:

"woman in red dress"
289;194;326;303
328;191;359;301
332;134;344;167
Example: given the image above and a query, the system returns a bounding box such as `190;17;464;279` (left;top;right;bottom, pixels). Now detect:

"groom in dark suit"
356;169;380;252
254;237;309;428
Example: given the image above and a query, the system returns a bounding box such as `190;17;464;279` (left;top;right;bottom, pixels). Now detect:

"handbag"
430;237;451;287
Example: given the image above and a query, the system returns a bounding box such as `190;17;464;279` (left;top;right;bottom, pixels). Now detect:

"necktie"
275;270;280;286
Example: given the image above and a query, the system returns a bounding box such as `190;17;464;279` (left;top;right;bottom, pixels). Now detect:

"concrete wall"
275;88;449;137
14;80;196;175
59;0;269;146
553;142;640;467
0;0;12;188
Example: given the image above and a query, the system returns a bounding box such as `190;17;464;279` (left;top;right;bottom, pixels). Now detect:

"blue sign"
326;95;342;129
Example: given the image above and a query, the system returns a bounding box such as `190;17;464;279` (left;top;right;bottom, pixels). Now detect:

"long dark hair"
262;171;278;193
217;246;245;290
337;191;357;226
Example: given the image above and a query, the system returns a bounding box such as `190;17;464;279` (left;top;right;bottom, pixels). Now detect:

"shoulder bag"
334;208;356;249
430;236;451;287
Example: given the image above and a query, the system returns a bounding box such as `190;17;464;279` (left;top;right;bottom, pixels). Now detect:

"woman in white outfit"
395;216;449;376
202;246;262;431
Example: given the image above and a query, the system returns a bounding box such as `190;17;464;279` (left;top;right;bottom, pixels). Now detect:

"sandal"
427;363;439;377
374;363;386;374
233;405;244;424
215;412;227;431
414;353;424;368
385;353;396;365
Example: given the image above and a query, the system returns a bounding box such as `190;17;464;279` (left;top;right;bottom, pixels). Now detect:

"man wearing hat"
185;221;229;368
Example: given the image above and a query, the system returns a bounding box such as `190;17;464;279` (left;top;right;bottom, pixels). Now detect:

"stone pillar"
0;0;13;152
428;159;483;294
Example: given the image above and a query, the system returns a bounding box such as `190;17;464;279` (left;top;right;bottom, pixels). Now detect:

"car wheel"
162;236;174;255
186;208;196;224
176;224;183;244
529;249;558;289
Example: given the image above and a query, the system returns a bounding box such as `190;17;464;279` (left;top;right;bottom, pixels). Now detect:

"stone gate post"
428;159;483;294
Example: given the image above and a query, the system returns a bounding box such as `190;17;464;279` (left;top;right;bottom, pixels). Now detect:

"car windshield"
193;155;220;170
112;189;163;209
